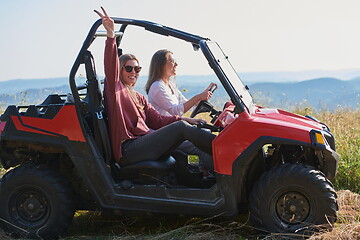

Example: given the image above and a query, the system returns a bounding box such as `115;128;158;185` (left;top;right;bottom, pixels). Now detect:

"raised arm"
94;7;115;38
94;7;120;96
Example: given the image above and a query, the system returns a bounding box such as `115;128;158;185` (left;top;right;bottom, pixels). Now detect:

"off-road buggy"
0;17;339;239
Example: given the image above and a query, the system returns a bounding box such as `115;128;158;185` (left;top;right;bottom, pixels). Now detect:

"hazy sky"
1;0;360;82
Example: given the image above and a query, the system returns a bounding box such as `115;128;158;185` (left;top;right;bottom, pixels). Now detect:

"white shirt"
148;80;187;116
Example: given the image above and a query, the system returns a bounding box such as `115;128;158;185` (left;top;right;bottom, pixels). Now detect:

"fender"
230;135;338;206
14;105;85;142
0;117;90;169
231;136;312;206
212;111;313;175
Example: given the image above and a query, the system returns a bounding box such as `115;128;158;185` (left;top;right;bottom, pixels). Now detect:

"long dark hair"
145;49;172;94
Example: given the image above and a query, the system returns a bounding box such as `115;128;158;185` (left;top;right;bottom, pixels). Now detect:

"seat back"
83;50;113;166
40;94;64;106
24;105;40;117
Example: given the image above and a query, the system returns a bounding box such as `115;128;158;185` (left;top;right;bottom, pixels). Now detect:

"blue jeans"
121;121;215;170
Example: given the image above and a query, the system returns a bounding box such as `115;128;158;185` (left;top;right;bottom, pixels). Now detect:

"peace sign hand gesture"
94;7;115;38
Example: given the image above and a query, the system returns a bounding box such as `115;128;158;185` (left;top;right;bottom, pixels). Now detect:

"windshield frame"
200;40;254;114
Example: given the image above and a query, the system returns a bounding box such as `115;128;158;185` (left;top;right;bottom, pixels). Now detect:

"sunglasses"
122;65;142;73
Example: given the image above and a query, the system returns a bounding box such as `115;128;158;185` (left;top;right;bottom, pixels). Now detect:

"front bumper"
311;129;339;181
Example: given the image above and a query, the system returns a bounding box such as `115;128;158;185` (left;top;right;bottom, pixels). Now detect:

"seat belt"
84;51;113;165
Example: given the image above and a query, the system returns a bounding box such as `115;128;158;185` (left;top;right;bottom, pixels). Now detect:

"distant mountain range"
0;73;359;111
174;76;360;110
2;69;360;95
249;77;360;109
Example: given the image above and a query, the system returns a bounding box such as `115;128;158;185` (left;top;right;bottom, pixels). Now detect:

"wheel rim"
275;191;310;224
9;187;50;227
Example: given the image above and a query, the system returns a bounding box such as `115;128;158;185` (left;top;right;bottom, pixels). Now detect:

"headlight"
315;132;325;144
310;130;326;147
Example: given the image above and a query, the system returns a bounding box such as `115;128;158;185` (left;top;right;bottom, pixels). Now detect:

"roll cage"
69;18;246;125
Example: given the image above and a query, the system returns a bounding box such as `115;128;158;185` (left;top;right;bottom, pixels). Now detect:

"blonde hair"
119;54;143;110
145;49;173;94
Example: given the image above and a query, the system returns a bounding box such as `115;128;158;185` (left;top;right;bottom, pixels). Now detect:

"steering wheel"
190;100;214;118
190;84;217;118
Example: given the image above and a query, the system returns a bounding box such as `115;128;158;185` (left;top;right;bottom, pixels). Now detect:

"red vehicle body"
0;17;338;239
3;105;85;142
213;105;333;176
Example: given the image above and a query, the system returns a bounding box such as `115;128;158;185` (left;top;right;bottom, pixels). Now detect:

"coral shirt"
103;37;180;162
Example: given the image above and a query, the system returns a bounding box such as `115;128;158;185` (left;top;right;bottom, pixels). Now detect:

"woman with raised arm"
145;50;217;175
94;7;215;169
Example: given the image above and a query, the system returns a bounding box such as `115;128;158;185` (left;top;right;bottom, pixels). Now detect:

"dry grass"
0;190;355;239
309;190;360;240
63;190;360;240
310;224;360;240
337;190;360;223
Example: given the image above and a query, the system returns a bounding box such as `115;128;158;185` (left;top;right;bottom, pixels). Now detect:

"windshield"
206;42;254;112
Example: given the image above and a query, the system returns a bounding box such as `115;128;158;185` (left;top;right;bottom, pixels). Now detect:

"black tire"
0;164;75;239
249;163;338;238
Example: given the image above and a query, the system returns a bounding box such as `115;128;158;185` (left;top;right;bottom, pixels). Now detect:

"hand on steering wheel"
190;83;217;118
